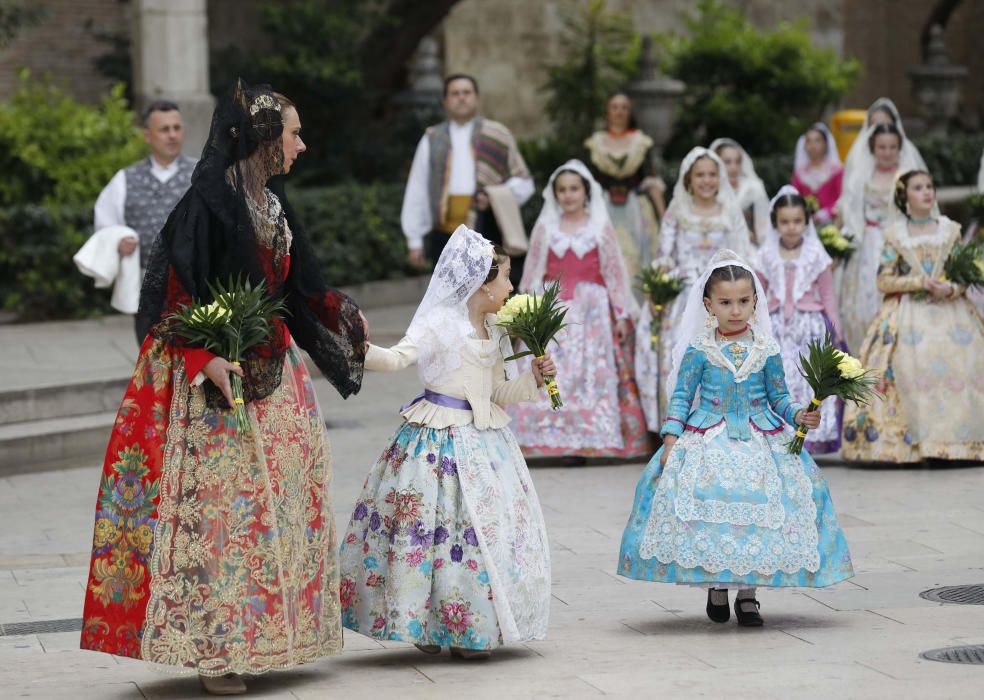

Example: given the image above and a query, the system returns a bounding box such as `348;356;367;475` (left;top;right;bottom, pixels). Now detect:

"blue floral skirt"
618;423;853;588
340;422;550;650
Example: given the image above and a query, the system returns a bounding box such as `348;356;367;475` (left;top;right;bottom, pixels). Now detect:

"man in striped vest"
401;74;533;284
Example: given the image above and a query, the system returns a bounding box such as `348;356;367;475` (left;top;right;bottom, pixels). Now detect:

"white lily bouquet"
168;276;288;434
787;333;878;455
496;280;569;410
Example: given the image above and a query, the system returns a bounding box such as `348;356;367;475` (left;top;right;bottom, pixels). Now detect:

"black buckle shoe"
734;598;763;627
706;588;730;623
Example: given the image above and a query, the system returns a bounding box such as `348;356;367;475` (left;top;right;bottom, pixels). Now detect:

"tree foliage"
541;0;640;159
659;0;861;158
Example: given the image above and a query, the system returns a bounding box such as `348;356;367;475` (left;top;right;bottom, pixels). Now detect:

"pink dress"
757;255;844;454
508;223;650;458
792;163;844;225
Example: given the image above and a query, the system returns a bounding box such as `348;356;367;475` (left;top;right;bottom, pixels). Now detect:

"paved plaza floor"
1;306;982;698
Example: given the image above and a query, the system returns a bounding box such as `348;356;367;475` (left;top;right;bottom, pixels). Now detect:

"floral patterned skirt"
771;309;843;454
508;282;650;458
339;422;551;650
81;339;342;675
842;296;984;463
618;422;854;588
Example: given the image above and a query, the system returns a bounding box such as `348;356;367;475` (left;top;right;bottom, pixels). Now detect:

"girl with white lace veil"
791;122;844;225
837;111;931;352
618;249;854;627
634;147;751;432
842;170;984;464
754;186;844;453
711;137;770;245
339;225;554;659
508;159;650;460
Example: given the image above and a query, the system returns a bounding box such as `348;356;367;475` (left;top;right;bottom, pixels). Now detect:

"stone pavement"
1;306;983;698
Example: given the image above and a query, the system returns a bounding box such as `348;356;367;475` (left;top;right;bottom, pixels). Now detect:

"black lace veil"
137;79;365;399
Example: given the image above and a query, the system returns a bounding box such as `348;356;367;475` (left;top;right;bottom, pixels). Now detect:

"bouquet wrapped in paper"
638;264;685;350
818;224;856;262
787;333;878;455
496;280;569;410
168;276;288;434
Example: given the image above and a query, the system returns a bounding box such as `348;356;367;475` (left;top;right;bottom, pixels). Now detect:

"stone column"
626;37;685;169
131;0;214;155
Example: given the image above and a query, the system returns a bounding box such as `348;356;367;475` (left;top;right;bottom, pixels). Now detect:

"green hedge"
0;182;411;322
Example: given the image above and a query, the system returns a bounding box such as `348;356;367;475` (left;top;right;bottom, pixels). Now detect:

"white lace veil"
754;185;832;308
838;98;930;240
522;159;609;291
794;122;841;173
665;249;772;397
406;224;496;385
709;137;762;189
668;147;751;257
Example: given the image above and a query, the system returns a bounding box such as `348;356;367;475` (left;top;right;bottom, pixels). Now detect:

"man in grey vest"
93;100;196;340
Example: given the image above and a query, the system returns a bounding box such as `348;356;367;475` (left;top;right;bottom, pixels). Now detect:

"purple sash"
401;389;472;413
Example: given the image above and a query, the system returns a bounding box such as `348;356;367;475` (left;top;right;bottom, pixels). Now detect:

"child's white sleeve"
364;336;418;372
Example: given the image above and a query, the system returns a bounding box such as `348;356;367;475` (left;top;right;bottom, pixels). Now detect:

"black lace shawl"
135;80;365;400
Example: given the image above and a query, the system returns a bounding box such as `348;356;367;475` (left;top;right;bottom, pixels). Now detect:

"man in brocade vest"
401;74;533;285
93;100;196;340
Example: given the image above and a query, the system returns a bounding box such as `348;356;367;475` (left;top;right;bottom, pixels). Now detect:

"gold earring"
705;314;713;328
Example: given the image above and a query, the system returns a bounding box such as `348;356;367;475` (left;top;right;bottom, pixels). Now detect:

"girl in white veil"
754;186;844;453
837;113;931;351
791;122;844;225
711;137;770;245
635;147;751;431
619;248;854;627
509;159;650;460
339;225;555;659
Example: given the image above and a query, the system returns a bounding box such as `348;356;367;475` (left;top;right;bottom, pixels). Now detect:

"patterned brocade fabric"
82;340;343;675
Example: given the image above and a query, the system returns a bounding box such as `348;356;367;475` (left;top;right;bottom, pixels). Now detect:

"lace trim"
638;425;820;575
548;225;599;259
885;218;960;280
585;130;653;179
691;327;778;383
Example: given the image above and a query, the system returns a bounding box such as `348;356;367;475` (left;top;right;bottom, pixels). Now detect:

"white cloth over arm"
94;169;127;232
73;225;142;314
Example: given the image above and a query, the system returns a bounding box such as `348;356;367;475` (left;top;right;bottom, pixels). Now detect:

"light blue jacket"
661;340;802;441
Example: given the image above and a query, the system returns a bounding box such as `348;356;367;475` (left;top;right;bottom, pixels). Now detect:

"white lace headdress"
754;185;832;308
794;122;842;173
709;137;763;188
839;97;930;240
667;147;751;257
406;224;496;384
522;159;606;289
665;249;772;395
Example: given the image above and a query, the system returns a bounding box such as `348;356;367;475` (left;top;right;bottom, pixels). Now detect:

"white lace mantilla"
691;328;778;383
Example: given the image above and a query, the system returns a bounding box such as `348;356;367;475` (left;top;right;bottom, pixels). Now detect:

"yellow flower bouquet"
818;224;856;262
787;333;878;455
638;264;685;350
496;281;569;410
168;276;288;434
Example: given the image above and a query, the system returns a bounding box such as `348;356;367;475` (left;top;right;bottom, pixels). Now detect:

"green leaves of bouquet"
496;280;569;410
638;265;685;350
943;238;984;290
787;332;878;454
169;275;289;434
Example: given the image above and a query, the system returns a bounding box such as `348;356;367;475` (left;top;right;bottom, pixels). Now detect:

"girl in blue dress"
618;249;853;626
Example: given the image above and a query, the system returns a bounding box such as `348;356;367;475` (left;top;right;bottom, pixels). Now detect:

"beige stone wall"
441;0;845;139
843;0;984;130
